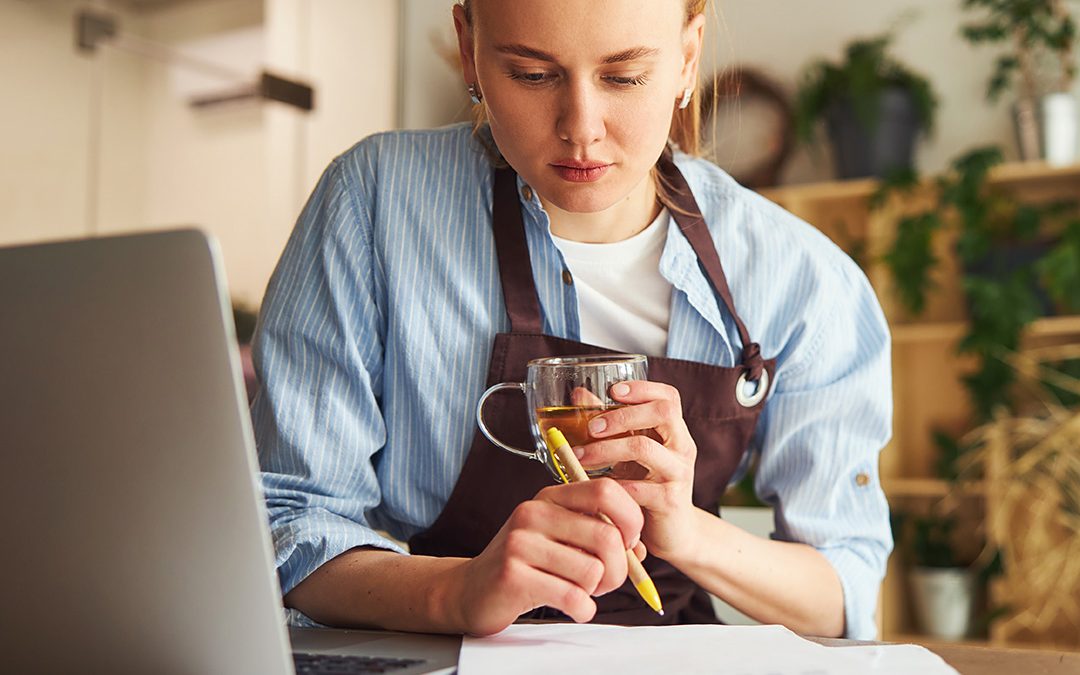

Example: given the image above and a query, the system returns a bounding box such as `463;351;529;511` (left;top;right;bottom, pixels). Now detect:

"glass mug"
475;354;648;481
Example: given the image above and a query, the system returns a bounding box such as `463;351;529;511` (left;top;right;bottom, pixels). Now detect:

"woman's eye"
605;74;650;87
508;71;555;84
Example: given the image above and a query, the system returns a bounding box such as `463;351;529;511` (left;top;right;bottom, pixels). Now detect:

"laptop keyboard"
293;652;427;674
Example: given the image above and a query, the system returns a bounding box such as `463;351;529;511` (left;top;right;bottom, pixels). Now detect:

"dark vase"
962;239;1058;318
825;86;921;180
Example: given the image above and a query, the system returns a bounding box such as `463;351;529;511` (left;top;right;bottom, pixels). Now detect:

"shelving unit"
759;161;1080;650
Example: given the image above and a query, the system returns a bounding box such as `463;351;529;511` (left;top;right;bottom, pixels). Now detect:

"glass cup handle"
475;382;539;461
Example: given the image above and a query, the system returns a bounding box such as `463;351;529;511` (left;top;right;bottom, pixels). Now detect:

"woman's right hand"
450;478;645;636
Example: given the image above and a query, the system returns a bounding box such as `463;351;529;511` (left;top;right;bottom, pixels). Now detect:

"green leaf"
869;166;920;210
1037;220;1080;313
884;212;942;315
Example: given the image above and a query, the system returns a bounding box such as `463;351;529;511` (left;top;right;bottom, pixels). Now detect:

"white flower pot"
910;567;975;640
1042;93;1079;167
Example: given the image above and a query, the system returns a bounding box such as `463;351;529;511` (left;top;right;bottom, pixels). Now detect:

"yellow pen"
544;426;664;616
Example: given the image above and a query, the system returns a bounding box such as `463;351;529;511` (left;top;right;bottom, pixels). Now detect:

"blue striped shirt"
252;123;893;640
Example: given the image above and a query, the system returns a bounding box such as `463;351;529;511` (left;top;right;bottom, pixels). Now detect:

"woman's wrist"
661;506;718;571
427;557;471;633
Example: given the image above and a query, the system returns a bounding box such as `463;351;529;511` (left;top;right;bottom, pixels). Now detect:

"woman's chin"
539;183;624;214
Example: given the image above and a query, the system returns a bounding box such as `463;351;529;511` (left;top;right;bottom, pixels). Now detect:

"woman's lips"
551;162;612;183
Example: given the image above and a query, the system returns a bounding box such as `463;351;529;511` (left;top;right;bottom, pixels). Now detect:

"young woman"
253;0;892;640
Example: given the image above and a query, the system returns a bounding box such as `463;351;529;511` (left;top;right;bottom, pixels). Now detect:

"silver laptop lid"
0;230;293;674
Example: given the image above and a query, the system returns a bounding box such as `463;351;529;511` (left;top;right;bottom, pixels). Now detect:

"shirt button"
521;185;534;202
855;473;871;487
562;269;573;286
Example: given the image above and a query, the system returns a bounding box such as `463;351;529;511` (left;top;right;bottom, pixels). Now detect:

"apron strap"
656;152;766;382
492;167;544;334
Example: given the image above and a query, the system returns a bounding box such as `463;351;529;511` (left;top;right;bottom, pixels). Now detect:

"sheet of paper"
458;624;958;675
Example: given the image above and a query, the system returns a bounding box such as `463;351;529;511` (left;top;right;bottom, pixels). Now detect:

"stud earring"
678;88;694;110
467;84;483;104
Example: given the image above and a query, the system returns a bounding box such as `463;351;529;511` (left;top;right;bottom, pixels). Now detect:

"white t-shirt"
551;208;673;356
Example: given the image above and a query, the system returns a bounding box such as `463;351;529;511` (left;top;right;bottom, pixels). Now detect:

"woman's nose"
556;80;606;147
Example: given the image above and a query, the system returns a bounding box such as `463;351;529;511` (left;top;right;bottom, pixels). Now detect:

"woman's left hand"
575;381;698;563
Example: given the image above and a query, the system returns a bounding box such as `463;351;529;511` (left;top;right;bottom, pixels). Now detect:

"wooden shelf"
887;632;1080;653
987;160;1080;184
887;632;996;650
760;161;1080;205
891;315;1080;344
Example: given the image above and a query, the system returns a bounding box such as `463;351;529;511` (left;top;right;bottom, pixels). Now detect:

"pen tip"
658;610;665;616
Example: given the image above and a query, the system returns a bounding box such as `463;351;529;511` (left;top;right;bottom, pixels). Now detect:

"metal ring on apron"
735;369;769;408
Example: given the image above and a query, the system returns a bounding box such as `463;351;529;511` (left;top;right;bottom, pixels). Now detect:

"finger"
509;559;598;625
608;380;680;406
515;492;632;594
536;479;644;549
501;528;606;595
576;434;685;479
632;540;647;562
587;398;691;448
570;386;605;407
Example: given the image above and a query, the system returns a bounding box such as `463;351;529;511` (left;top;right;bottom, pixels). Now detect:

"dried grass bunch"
954;344;1080;647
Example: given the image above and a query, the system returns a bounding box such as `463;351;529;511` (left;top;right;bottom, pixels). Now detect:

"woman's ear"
452;4;479;89
680;13;706;90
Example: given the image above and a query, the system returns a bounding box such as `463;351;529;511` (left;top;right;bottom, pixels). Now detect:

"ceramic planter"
910;566;975;640
1041;93;1079;167
825;86;921;180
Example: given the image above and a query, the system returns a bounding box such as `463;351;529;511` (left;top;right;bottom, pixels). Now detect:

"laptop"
0;230;460;674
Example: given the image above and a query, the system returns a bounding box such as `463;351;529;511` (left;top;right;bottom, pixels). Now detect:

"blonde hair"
460;0;710;158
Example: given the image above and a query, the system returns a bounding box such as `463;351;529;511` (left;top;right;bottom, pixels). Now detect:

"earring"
467;83;483;104
678;88;693;110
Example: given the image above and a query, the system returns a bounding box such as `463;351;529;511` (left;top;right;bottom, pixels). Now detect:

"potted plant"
961;0;1079;165
794;33;939;179
893;510;980;640
874;146;1077;421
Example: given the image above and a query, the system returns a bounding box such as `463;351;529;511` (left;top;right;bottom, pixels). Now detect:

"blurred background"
3;0;1079;653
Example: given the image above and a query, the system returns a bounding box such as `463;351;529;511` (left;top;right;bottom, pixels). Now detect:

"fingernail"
589;417;607;434
629;535;640;550
573;446;584;459
612;383;630;397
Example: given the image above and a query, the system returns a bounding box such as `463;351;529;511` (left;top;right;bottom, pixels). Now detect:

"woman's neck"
544;174;661;244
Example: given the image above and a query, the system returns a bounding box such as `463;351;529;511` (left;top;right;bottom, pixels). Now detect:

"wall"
0;0;145;245
132;0;398;304
263;0;399;298
0;0;398;305
127;0;268;304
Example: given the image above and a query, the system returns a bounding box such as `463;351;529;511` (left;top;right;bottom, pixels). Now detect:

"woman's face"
455;0;704;214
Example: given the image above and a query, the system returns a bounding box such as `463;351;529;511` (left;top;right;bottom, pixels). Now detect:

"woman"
254;0;892;640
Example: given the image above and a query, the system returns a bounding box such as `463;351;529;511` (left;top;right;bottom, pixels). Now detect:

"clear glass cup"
476;354;648;481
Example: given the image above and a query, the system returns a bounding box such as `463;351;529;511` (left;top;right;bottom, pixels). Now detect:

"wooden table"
813;637;1080;674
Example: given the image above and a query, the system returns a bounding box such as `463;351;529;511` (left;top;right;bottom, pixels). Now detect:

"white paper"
458;624;958;675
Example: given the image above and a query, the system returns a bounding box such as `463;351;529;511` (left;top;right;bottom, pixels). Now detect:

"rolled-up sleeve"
251;149;405;600
753;260;893;640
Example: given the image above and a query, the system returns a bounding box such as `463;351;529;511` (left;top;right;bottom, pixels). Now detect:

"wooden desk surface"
812;637;1080;674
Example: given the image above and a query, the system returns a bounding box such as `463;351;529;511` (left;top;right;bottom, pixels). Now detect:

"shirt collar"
658;216;733;352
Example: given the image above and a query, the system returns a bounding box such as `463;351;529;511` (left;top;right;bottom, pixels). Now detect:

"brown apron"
408;152;777;625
